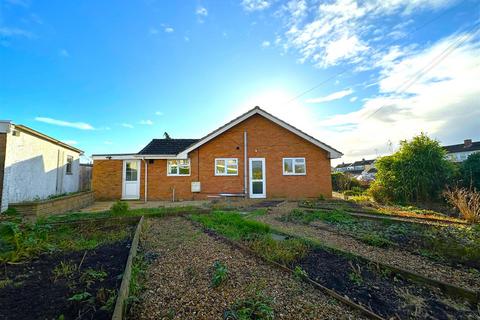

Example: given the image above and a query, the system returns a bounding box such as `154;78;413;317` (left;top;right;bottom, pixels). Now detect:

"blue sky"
1;0;479;163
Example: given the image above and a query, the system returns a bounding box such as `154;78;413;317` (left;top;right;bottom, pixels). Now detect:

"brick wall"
0;133;6;210
10;191;94;217
92;160;123;200
92;113;333;200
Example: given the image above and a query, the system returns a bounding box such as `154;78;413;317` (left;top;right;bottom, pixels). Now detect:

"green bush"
110;201;129;215
369;133;455;203
332;172;362;192
461;153;480;190
211;261;228;288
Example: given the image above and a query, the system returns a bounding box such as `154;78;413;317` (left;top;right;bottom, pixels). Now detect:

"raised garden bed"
9;191;94;218
191;211;480;319
0;218;137;319
129;216;365;319
280;209;480;270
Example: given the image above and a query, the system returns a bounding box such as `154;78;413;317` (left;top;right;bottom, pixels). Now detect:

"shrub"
332;172;362;192
443;187;480;223
110;201;129;215
461;153;480;190
370;133;455;203
360;232;393;248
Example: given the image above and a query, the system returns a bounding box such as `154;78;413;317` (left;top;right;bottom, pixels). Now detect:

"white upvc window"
167;159;190;176
283;158;306;175
215;158;238;176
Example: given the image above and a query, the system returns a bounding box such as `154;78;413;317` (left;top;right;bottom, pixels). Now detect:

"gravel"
253;204;480;292
133;216;365;320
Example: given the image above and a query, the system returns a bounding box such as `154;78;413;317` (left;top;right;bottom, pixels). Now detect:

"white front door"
122;160;140;200
249;158;266;198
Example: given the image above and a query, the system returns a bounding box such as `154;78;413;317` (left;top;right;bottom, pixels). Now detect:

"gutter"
244;131;248;197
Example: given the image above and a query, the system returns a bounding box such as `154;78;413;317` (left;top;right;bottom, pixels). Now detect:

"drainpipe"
244;131;248;197
143;158;148;203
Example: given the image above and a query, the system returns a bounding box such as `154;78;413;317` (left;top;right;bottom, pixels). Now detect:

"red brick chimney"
464;139;472;148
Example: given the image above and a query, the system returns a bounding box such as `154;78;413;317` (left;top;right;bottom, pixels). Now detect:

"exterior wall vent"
12;130;20;137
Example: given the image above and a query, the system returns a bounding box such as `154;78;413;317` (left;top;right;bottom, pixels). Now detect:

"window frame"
167;159;191;176
66;155;73;175
282;157;306;176
215;158;239;176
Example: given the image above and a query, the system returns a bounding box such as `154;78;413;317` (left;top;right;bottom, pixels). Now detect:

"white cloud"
196;7;208;16
62;140;77;145
0;27;33;38
5;0;29;7
305;89;353;103
278;0;456;68
149;27;159;35
139;120;154;125
121;123;134;128
242;0;271;11
184;36;190;42
320;32;480;163
59;49;69;57
164;27;174;33
261;40;271;48
349;96;358;102
35;117;94;130
155;111;163;116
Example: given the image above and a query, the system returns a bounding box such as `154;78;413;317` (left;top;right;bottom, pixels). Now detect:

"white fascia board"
178;108;343;159
92;154;183;160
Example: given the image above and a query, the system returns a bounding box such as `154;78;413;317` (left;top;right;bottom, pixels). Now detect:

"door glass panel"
251;161;263;179
252;181;263;194
126;162;138;181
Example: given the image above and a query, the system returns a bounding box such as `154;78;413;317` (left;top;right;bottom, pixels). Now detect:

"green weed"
52;261;78;280
111;200;129;215
250;236;308;265
225;290;274;320
293;266;308;281
211;261;228;288
68;291;92;302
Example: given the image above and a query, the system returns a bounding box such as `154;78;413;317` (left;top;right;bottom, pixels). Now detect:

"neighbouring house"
443;139;480;162
92;107;343;201
0;121;83;212
334;158;375;176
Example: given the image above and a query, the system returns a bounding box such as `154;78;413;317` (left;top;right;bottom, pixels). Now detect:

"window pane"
294;162;305;174
179;166;190;175
126;162;138;181
251;161;263;179
284;159;293;173
252;181;263;194
216;160;225;174
226;159;238;175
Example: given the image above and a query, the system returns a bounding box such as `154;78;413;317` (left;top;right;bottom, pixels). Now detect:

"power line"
284;0;469;104
363;22;479;121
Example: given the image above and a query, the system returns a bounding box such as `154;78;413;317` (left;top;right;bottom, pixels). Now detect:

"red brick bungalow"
92;107;343;201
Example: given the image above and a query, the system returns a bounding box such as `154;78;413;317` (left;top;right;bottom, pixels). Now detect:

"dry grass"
444;187;480;223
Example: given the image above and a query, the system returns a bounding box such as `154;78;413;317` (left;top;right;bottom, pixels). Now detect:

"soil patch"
0;240;131;320
297;247;478;319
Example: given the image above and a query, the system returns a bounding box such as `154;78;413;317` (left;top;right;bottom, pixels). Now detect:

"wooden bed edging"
299;205;469;226
112;216;145;320
191;221;385;320
269;226;480;306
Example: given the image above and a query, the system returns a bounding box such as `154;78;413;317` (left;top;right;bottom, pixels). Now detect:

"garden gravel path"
253;204;480;292
133;217;365;320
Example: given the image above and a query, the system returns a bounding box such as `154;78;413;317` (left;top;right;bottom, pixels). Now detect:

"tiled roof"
443;141;480;153
138;139;199;155
352;159;375;166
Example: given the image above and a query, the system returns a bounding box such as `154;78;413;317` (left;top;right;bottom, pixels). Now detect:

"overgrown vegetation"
190;212;308;265
279;209;480;269
444;187;480;223
369;133;455;204
0;219;133;262
460;152;480;190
